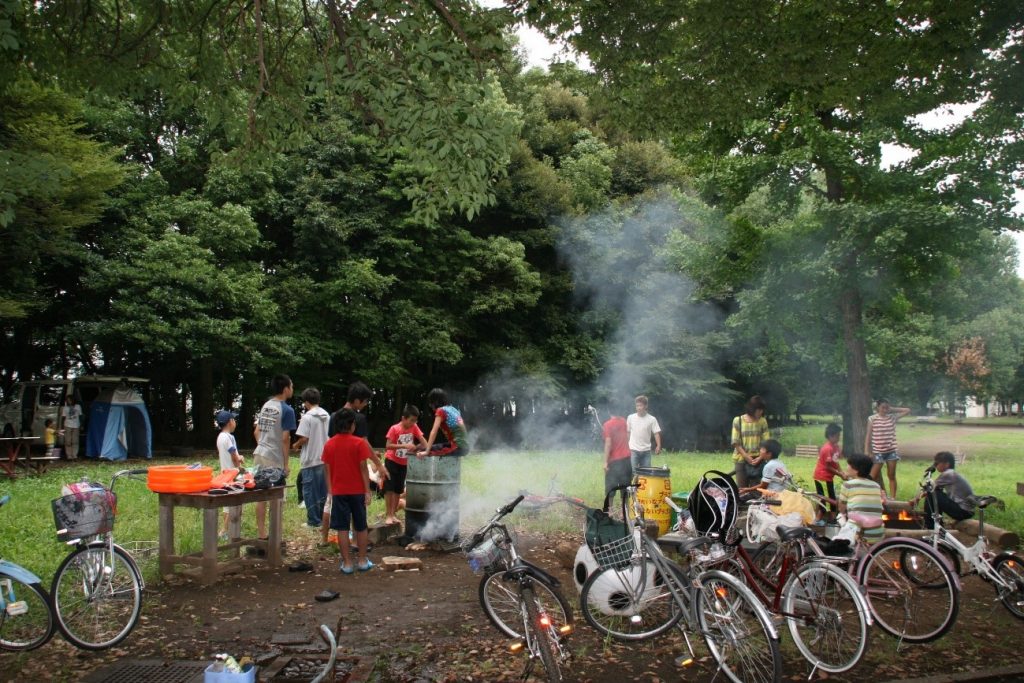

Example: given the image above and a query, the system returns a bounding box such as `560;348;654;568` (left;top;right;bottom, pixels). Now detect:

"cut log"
381;556;423;571
952;518;1019;550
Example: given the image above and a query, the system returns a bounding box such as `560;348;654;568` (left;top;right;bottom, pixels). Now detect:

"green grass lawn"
2;444;1021;584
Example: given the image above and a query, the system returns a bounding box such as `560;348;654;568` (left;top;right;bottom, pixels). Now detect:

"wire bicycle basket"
52;486;117;541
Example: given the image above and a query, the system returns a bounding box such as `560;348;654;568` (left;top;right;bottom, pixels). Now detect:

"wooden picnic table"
157;486;285;585
0;436;43;478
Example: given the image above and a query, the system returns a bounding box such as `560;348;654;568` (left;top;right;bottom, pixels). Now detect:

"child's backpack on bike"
687;470;739;539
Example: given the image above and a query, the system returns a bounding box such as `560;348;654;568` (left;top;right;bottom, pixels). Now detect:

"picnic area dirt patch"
3;520;1024;683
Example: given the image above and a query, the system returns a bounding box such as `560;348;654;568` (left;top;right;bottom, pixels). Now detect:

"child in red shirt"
320;408;374;573
383;405;429;525
813;423;846;525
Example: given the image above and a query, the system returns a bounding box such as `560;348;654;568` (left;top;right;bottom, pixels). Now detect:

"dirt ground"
4;517;1024;683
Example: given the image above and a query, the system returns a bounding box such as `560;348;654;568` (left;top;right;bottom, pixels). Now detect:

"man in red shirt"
321;408;374;574
603;413;631;511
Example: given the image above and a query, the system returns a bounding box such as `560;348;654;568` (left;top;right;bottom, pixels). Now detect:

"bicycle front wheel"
479;570;573;639
0;572;54;651
696;569;781;683
52;544;143;649
522;585;563;683
579;561;680;641
783;562;870;674
858;539;958;643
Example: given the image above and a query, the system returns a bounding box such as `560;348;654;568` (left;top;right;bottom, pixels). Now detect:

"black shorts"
330;494;368;532
383;459;407;493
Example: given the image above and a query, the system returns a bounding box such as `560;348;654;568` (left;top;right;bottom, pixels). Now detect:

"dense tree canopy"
1;1;1022;450
518;0;1024;448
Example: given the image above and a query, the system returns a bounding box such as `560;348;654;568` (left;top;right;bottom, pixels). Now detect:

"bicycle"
0;495;55;651
697;497;872;677
579;484;782;683
464;494;574;683
915;466;1024;619
746;476;960;644
50;468;149;649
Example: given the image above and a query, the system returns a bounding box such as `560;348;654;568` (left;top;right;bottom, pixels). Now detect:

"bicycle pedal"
5;601;28;616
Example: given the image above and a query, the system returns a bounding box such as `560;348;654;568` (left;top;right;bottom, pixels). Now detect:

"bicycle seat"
847;512;884;529
970;495;1000;509
777;526;815;542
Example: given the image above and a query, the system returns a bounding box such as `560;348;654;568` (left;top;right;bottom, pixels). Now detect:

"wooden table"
0;436;39;478
157;486;285;584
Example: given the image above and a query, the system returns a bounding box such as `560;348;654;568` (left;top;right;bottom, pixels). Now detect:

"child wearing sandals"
320;407;374;573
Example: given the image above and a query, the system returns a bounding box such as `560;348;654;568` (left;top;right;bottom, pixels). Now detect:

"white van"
0;375;148;441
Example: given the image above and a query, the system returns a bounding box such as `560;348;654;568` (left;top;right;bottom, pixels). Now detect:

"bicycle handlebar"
467;494;526;550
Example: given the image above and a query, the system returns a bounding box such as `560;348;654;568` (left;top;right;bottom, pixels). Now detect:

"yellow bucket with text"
635;467;672;536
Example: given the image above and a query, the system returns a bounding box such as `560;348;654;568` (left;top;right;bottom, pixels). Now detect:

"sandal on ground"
356;559;375;572
340;563;354;575
315;590;339;602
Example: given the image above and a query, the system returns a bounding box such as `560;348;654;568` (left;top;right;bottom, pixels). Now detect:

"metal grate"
83;659;207;683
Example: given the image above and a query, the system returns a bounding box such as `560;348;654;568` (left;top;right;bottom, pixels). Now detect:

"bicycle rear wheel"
783;562;870;674
52;544;143;649
0;572;54;651
579;561;680;641
479;570;573;639
522;585;563;683
992;554;1024;620
858;539;958;643
695;569;781;683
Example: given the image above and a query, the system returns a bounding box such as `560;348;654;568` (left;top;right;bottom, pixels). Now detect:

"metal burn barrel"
405;455;461;542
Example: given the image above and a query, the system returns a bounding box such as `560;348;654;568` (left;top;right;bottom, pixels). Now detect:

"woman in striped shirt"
864;399;911;499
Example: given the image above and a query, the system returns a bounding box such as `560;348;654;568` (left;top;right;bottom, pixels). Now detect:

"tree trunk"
191;357;215;448
840;284;872;454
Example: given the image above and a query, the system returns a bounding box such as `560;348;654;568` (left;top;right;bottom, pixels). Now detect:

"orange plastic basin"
146;465;213;493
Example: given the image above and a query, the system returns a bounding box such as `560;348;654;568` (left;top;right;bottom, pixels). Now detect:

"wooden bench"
16;453;60;475
0;436;39;478
794;444;818;458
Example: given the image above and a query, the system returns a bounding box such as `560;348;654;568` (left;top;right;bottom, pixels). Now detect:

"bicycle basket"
466;536;503;574
52;487;117;541
585;499;634;570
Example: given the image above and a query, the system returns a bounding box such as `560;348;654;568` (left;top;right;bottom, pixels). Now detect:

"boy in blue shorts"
320;407;374;573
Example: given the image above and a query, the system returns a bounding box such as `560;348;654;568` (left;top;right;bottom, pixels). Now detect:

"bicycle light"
539;614;551;628
558;624;573;636
509;639;524;653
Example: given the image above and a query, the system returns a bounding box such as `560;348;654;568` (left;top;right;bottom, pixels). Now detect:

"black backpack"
253;467;286;489
687;470;739;539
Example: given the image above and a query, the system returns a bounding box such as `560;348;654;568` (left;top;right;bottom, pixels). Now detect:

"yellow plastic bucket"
635;467;672;536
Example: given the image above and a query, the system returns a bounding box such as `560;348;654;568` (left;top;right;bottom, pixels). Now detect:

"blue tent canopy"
85;387;152;460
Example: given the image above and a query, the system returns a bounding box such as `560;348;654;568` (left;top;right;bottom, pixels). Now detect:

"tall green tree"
5;0;522;223
520;1;1024;447
0;78;123;387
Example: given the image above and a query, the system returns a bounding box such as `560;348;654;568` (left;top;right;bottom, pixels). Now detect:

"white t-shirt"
62;404;82;429
216;432;239;471
760;459;790;492
626;413;661;452
296;406;330;470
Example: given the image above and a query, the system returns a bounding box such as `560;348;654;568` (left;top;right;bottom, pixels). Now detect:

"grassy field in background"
2;437;1021;584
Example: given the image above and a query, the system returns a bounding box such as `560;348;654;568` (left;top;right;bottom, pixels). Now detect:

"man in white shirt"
626;395;662;472
61;396;82;459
